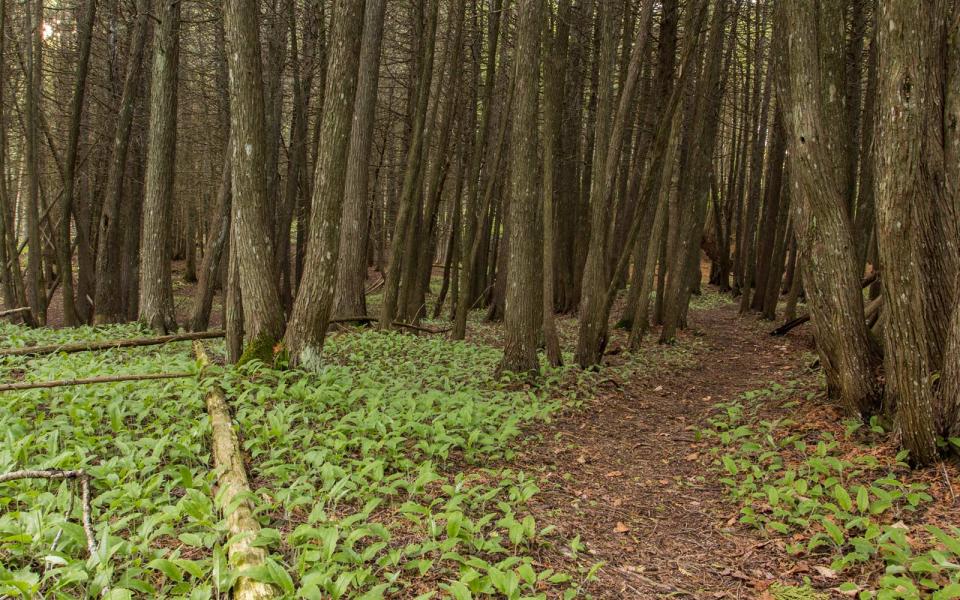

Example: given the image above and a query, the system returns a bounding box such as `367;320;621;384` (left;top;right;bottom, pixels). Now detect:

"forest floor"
3;273;959;599
514;300;817;598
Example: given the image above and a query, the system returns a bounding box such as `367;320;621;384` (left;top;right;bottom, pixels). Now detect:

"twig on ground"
0;330;225;358
0;371;194;392
0;469;100;562
941;462;957;504
329;315;452;334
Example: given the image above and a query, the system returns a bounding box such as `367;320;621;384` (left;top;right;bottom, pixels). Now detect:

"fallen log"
0;371;194;392
0;307;31;319
193;342;275;600
0;330;225;358
770;272;879;336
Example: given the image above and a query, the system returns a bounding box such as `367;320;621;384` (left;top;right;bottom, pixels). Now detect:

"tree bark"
875;0;958;465
223;0;287;359
782;0;880;416
23;0;46;325
283;0;365;365
139;0;181;333
332;0;386;319
93;0;151;325
500;0;543;375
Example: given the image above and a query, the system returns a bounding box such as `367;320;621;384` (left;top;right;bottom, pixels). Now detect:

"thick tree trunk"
875;0;958;465
223;0;287;359
283;0;365;365
782;0;880;417
500;0;543;374
138;0;181;333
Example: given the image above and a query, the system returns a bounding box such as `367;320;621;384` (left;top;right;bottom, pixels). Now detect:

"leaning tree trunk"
573;1;625;368
138;0;181;333
93;0;150;325
782;0;879;417
56;0;97;326
379;0;439;330
283;0;365;365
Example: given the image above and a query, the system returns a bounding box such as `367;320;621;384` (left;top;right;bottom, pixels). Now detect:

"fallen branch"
0;372;194;392
0;469;99;563
329;315;451;334
0;306;31;319
193;342;275;600
770;272;879;336
770;314;810;336
0;330;225;358
364;275;385;295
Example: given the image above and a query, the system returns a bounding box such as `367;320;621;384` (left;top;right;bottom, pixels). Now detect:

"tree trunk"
283;0;365;365
23;0;46;325
380;0;439;329
139;0;181;333
332;0;386;319
875;0;958;465
223;0;287;359
500;0;543;374
782;0;880;416
93;0;150;325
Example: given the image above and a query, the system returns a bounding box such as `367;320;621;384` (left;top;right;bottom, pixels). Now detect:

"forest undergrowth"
0;312;656;599
2;292;960;599
702;358;960;599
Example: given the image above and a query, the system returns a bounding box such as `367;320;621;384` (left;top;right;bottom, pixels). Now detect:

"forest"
0;0;959;597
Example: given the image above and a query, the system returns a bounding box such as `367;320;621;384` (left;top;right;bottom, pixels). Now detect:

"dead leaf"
605;470;623;478
813;565;837;579
833;584;861;597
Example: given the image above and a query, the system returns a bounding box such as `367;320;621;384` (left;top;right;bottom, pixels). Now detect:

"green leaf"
822;518;845;546
722;455;739;475
147;558;184;583
855;486;869;513
446;581;472;600
833;485;853;512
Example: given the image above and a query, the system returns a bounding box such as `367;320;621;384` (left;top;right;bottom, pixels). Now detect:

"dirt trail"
520;302;813;598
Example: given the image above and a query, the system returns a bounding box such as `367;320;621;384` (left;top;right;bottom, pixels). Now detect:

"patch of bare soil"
517;301;817;598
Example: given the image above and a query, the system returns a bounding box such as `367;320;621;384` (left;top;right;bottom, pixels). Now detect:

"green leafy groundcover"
704;380;960;600
0;322;595;599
